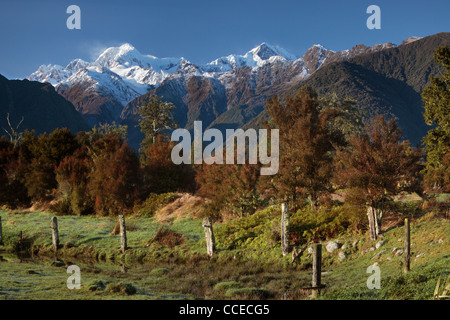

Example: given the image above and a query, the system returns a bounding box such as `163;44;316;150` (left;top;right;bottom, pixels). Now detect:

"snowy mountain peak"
93;43;142;69
66;58;90;71
400;36;423;46
202;42;297;73
249;42;297;61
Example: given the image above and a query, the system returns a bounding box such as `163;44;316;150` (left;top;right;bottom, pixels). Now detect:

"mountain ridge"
21;33;446;148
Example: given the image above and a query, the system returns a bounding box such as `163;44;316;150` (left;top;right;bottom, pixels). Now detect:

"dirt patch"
146;226;185;248
155;193;205;223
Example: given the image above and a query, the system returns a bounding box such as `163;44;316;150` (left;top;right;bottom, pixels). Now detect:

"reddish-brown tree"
23;128;79;200
142;135;195;195
0;137;29;207
55;146;93;215
335;115;424;240
263;86;340;210
87;135;141;216
196;161;262;219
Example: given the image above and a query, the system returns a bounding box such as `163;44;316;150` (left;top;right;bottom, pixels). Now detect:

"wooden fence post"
0;216;3;245
203;217;215;257
403;218;410;273
281;202;290;256
312;243;322;298
119;215;127;253
51;217;59;252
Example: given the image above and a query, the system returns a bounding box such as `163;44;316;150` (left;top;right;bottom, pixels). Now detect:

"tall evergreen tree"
421;46;450;191
136;95;177;159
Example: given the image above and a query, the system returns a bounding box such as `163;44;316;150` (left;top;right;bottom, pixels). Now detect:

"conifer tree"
421;46;450;191
136;95;177;159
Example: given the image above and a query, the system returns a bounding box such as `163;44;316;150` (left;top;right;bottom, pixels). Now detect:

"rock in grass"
372;249;386;259
326;241;340;253
338;252;346;261
375;241;386;249
395;249;404;256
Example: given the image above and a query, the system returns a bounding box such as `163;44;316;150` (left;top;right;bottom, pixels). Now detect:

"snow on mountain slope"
26;39;401;130
27;43;187;108
202;42;298;73
27;42;317;109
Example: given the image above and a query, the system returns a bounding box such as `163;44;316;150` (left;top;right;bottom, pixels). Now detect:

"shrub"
290;205;365;242
87;280;107;291
214;281;243;293
105;282;137;295
147;225;185;248
149;267;170;276
224;287;272;299
134;192;179;217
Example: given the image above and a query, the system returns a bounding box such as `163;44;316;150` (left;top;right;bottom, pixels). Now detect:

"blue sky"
1;0;449;79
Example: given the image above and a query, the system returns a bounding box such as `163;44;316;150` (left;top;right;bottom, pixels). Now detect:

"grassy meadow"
0;194;448;300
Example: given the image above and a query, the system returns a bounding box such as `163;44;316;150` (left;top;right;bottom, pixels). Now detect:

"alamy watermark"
66;5;81;30
367;264;381;290
67;265;81;289
170;121;279;175
366;5;381;30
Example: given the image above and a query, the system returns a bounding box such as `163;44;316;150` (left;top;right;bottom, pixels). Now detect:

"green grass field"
0;200;448;300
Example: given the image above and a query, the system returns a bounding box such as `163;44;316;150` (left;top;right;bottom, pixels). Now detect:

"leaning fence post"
119;215;127;253
312;243;322;298
203;217;215;257
403;218;410;273
51;217;59;252
0;216;3;245
281;202;290;256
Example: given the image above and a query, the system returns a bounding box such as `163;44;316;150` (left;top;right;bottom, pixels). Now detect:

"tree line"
0;46;448;241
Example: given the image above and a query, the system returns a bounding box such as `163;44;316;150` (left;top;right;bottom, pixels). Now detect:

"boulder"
326;241;340;253
375;241;386;249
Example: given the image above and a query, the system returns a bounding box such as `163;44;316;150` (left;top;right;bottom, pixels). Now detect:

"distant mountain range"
0;74;89;137
3;32;448;148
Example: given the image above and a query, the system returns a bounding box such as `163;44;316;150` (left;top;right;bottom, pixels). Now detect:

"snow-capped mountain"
27;37;420;138
28;43;185;102
27;42;309;127
202;42;298;73
22;33;437;149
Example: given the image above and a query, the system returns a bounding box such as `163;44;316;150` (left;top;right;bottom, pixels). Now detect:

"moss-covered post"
119;215;127;253
0;216;3;245
404;218;410;273
281;202;290;256
203;217;215;257
51;217;59;252
312;243;322;298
